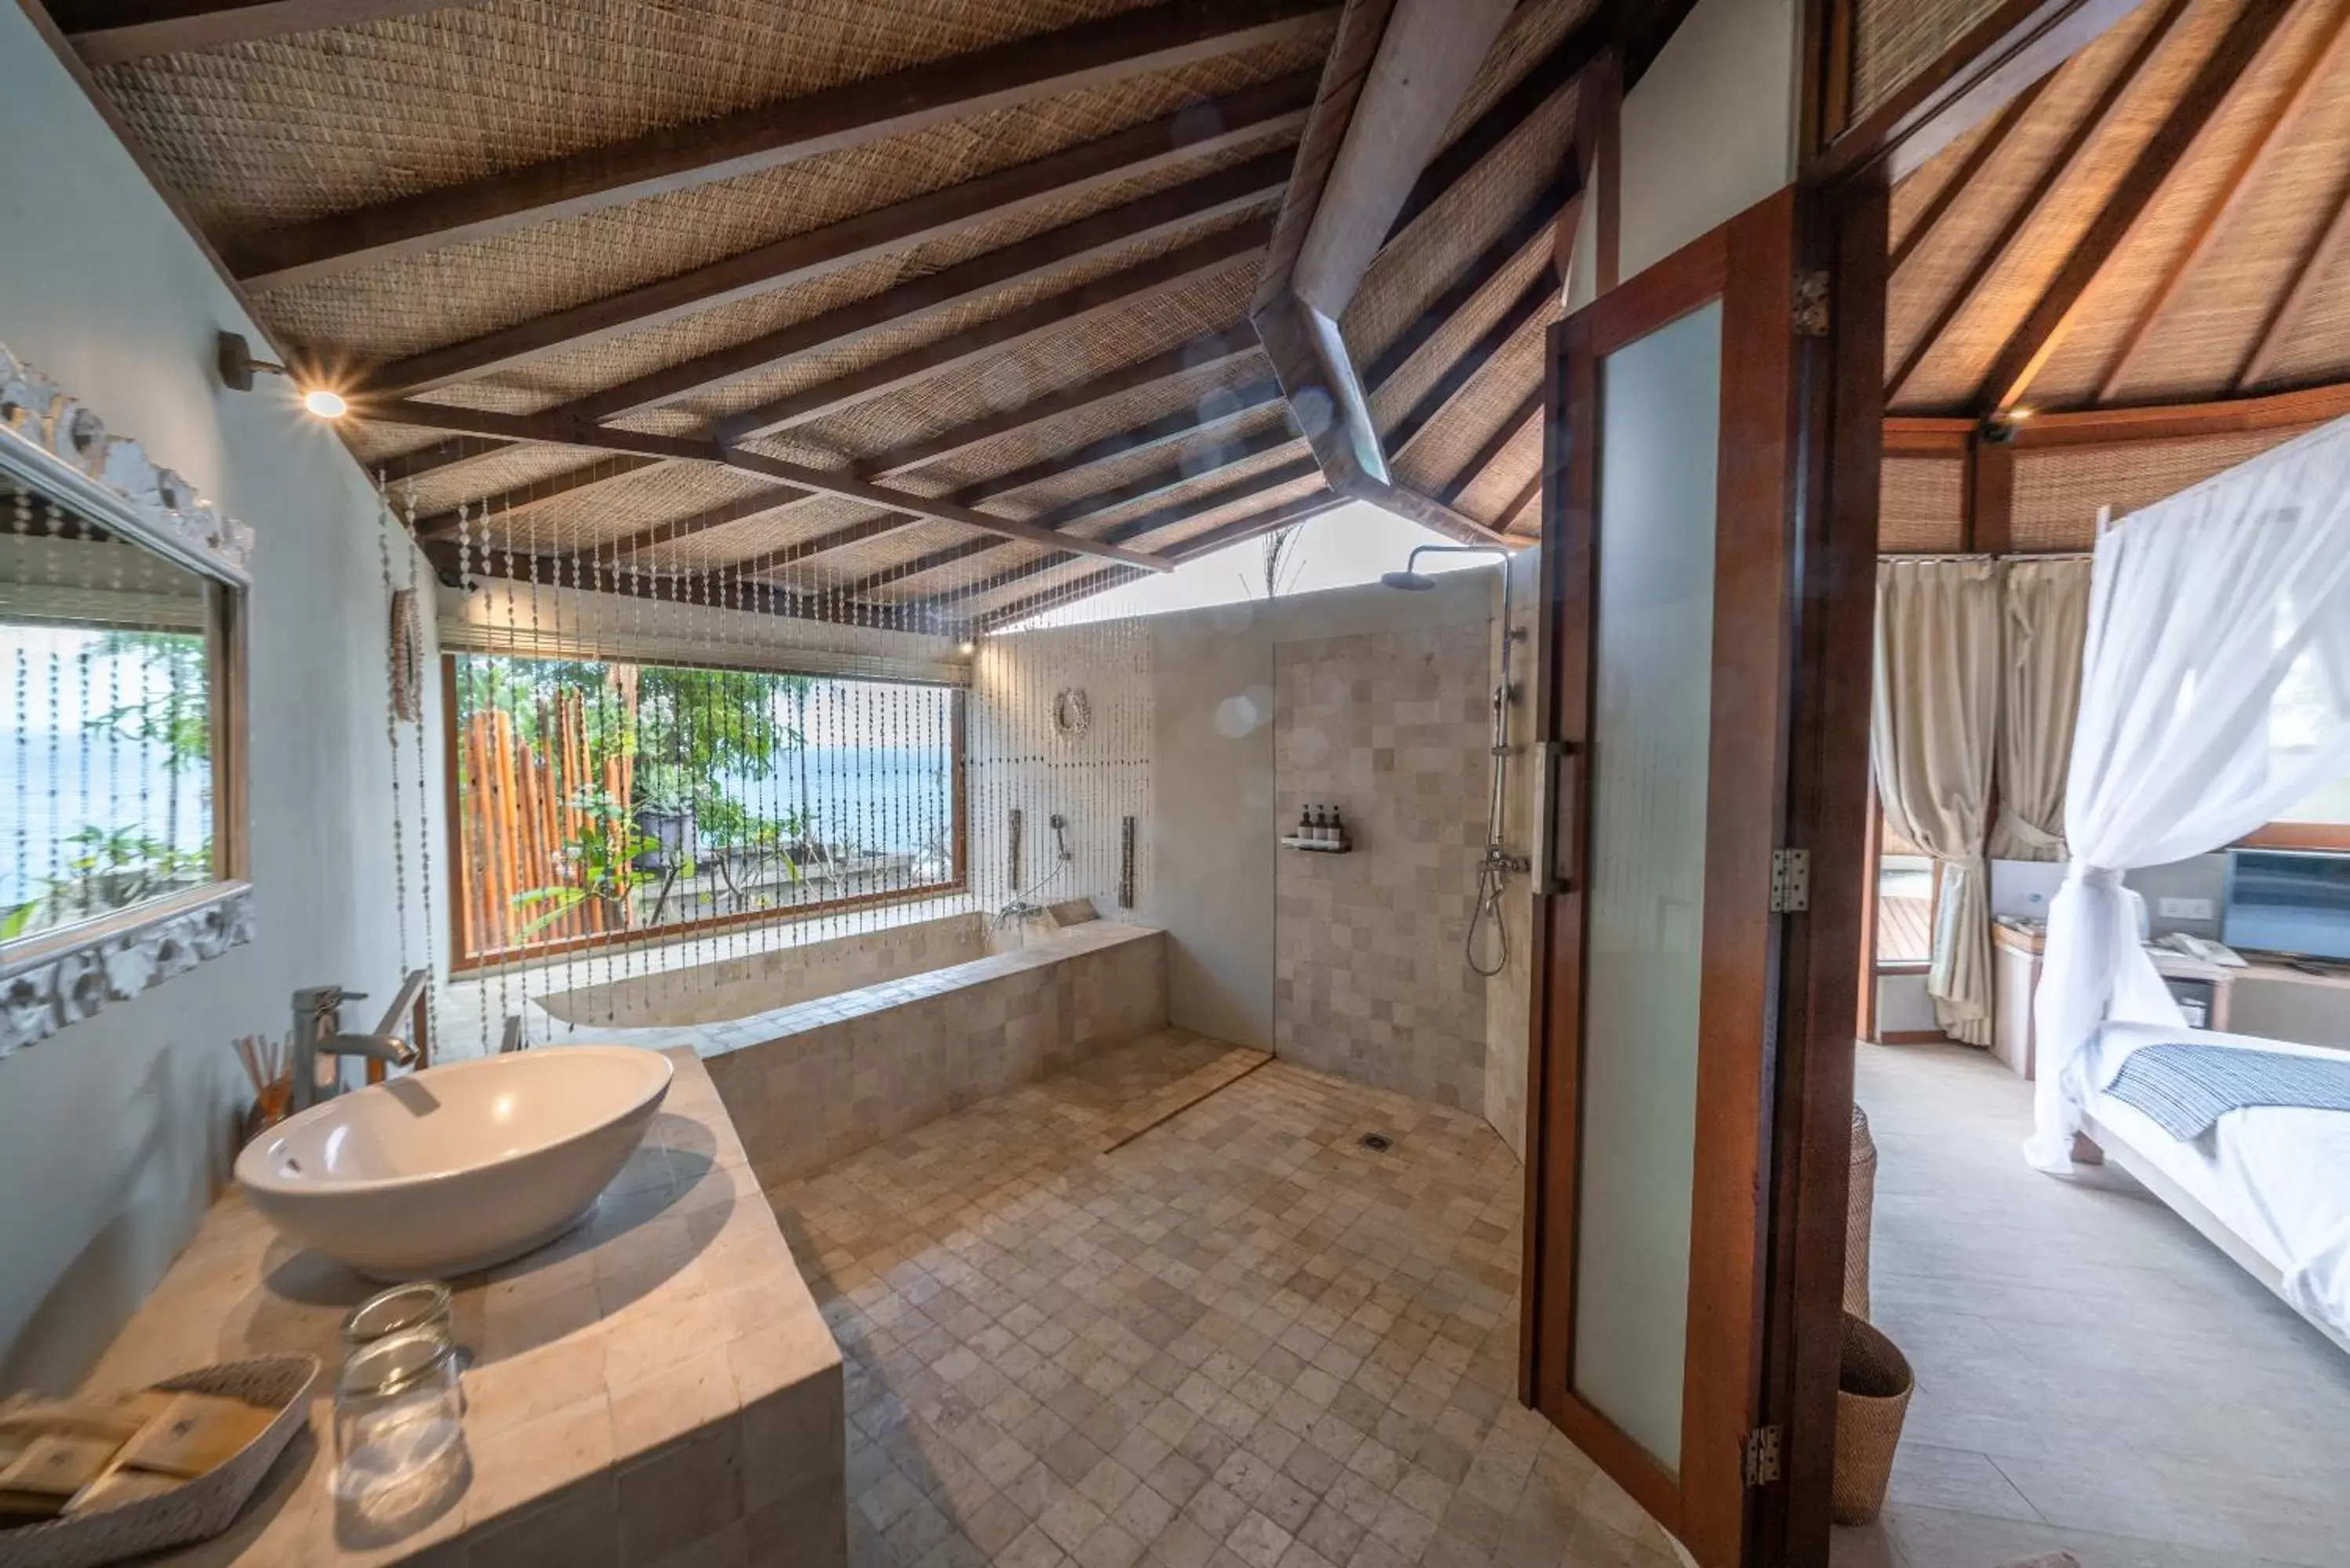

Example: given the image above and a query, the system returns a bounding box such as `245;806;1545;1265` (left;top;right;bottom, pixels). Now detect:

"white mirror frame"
0;340;256;1058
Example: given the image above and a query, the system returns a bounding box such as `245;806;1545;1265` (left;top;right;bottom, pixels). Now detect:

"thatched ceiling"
1889;0;2350;418
43;0;1596;630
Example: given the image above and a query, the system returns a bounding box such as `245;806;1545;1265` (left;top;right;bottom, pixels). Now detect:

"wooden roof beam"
1889;75;2051;274
56;0;460;66
1884;0;2193;408
409;454;673;537
565;485;810;564
1977;0;2295;415
424;539;934;636
352;398;1174;571
220;0;1336;289
351;78;1314;397
1361;174;1577;390
971;489;1342;630
2103;0;2350;402
716;219;1271;441
1379;15;1610;245
1386;269;1555;458
1436;385;1539;510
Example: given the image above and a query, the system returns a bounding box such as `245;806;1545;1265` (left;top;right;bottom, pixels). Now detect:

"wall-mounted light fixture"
216;331;348;419
1979;406;2034;446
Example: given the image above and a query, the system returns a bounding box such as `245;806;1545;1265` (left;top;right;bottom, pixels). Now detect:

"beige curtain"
1872;560;2001;1046
1992;559;2093;861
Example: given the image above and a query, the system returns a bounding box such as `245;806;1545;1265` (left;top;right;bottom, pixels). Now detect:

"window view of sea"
2;733;213;908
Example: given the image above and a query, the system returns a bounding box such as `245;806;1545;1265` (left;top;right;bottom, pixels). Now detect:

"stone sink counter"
78;1048;844;1567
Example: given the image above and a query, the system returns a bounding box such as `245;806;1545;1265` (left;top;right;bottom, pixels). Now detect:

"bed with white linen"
2080;1020;2350;1354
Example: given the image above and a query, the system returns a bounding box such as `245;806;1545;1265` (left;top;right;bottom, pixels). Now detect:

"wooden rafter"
410;455;671;536
366;149;1291;402
1496;468;1542;531
1362;176;1577;390
2239;136;2350;388
851;325;1263;478
220;0;1335;289
354;399;1174;571
56;0;458;66
563;485;807;564
1437;385;1539;509
2102;0;2350;402
1884;0;2193;408
350;83;1312;397
423;539;941;635
921;459;1322;608
1888;75;2050;274
716;219;1272;441
1976;0;2294;415
1386;270;1555;457
972;488;1341;629
698;376;1291;580
1380;16;1607;244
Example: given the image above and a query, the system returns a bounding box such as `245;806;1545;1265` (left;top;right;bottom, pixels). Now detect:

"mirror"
0;343;253;1057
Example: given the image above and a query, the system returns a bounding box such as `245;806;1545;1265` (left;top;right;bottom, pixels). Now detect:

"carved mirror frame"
0;340;256;1057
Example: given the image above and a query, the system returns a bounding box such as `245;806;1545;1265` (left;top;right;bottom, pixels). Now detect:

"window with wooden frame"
445;651;964;970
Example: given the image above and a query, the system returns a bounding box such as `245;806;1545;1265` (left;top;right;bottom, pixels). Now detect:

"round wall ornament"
1052;687;1092;739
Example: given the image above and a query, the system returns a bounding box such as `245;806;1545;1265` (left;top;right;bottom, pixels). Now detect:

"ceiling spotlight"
957;639;977;656
218;331;349;419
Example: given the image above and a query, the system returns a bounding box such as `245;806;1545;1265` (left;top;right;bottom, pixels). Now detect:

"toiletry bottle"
1329;806;1347;851
1295;804;1313;844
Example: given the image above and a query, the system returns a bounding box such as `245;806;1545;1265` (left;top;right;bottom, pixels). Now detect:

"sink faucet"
289;970;430;1113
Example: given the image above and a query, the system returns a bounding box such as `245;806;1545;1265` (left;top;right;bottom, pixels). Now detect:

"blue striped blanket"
2104;1043;2350;1141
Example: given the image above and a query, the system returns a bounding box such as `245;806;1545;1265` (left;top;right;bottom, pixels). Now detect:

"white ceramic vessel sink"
234;1046;673;1281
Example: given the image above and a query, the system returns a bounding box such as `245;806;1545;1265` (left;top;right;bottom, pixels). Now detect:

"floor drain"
1358;1132;1393;1152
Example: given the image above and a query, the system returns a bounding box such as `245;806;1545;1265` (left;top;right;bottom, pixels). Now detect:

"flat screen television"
2222;848;2350;960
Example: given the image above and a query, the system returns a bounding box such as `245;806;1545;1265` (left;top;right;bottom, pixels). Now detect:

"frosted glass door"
1568;299;1723;1474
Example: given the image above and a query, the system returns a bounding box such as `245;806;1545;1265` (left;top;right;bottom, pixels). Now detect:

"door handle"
1535;740;1583;895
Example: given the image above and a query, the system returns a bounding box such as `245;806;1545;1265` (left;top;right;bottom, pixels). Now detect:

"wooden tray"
0;1357;318;1568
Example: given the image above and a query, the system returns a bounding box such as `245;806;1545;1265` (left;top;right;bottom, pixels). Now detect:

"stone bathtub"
522;912;1167;1186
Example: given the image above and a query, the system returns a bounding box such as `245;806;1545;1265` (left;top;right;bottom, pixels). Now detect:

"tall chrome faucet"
289;969;430;1112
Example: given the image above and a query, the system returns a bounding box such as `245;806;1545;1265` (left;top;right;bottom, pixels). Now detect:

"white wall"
1567;0;1803;307
0;13;419;1390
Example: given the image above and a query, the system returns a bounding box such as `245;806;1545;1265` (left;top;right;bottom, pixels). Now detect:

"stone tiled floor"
765;1030;1681;1568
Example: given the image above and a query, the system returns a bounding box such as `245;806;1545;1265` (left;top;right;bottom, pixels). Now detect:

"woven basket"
1832;1314;1912;1526
1847;1105;1878;1319
0;1356;318;1568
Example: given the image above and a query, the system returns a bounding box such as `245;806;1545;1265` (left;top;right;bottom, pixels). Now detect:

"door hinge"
1770;848;1811;913
1743;1425;1783;1486
1792;270;1831;337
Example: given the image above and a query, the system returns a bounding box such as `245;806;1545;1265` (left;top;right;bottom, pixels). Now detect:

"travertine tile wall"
704;926;1167;1188
1273;623;1493;1113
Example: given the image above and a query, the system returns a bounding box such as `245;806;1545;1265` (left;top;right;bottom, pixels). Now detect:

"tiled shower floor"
765;1031;1681;1568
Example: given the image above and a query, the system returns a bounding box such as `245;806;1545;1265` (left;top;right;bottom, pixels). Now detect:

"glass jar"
340;1281;453;1349
332;1327;465;1509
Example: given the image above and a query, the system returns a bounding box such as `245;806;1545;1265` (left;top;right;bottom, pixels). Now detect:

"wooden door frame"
1519;187;1805;1567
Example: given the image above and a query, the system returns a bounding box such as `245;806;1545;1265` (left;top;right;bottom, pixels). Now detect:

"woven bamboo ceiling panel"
56;0;1604;623
1888;0;2350;418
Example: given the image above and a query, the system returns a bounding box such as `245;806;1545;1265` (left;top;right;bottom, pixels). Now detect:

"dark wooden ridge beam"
56;0;457;66
1380;16;1609;244
972;488;1342;630
1888;74;2050;274
352;397;1175;570
1976;0;2294;415
350;78;1313;397
717;219;1272;441
1437;385;1539;509
423;538;938;636
222;0;1336;290
1814;0;2146;182
1884;0;2192;408
2103;0;2350;403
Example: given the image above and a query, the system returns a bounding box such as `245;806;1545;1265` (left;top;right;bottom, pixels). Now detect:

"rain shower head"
1380;570;1437;591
